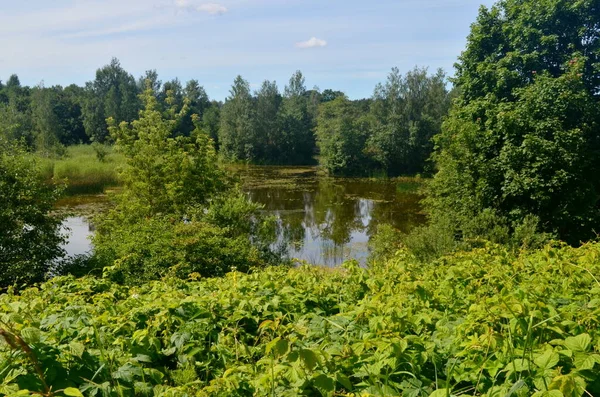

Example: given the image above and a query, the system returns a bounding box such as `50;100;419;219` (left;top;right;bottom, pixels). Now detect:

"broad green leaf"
573;353;597;370
63;387;84;397
313;374;335;394
534;350;559;369
20;327;41;344
429;389;451;397
69;342;85;358
274;338;289;357
549;375;586;397
504;359;532;373
564;334;591;353
336;373;353;391
532;391;563;397
300;349;319;371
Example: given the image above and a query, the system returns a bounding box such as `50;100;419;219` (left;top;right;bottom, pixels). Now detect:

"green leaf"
549;374;586;397
300;349;319;371
532;391;563;397
69;342;85;358
564;334;591;353
573;353;599;370
274;338;289;357
504;359;532;373
336;373;353;391
534;350;559;369
20;327;41;344
313;374;335;394
63;387;84;397
429;389;451;397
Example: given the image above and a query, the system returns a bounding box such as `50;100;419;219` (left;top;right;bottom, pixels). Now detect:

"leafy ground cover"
2;242;600;396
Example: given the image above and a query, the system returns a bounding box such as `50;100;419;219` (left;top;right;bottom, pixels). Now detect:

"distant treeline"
0;59;452;176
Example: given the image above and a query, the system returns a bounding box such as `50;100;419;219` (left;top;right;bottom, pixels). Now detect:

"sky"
0;0;496;101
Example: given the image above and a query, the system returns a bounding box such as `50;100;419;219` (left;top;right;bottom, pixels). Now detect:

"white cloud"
296;37;327;49
174;1;228;15
196;3;228;14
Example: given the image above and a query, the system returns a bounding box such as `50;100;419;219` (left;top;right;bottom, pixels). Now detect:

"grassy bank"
1;242;599;396
37;145;123;195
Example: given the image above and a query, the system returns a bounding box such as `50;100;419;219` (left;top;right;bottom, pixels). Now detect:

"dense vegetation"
91;88;281;284
1;62;450;176
424;0;600;247
2;0;600;395
0;139;65;287
3;243;600;396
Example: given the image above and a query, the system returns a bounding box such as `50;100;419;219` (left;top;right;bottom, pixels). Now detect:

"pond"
59;166;426;266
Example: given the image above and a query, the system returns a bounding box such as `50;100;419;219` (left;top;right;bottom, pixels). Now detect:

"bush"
368;223;403;264
3;243;600;395
0;139;65;288
427;0;600;245
92;90;282;283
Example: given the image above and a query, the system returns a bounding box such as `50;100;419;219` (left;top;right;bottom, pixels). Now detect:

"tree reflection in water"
231;165;425;266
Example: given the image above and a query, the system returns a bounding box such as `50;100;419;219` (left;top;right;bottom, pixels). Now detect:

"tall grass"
37;144;123;195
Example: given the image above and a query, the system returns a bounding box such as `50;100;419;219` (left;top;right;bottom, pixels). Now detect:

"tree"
93;90;278;283
278;71;315;164
255;80;282;161
366;67;450;176
137;69;162;94
184;80;210;117
315;96;372;175
320;89;345;103
202;104;221;149
5;74;21;90
176;80;211;137
160;78;184;113
82;58;140;142
0;139;65;288
219;76;256;161
56;84;88;145
0;75;33;145
30;85;64;154
427;0;600;245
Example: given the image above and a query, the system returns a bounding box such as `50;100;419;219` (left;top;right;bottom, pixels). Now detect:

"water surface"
230;166;425;265
59;166;426;266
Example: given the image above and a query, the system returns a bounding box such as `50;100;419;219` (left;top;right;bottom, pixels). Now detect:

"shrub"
3;243;600;395
92;90;281;282
0;139;65;288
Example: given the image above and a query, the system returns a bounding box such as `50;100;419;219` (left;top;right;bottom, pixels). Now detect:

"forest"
0;60;451;176
1;0;600;395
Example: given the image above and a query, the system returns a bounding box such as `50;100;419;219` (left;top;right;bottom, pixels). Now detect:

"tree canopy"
427;0;600;245
0;139;65;288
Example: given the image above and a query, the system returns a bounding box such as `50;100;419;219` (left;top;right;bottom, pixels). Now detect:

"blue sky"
0;0;495;101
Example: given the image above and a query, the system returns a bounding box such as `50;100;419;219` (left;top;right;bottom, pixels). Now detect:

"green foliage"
366;67;450;176
218;76;256;162
107;90;226;218
82;58;140;143
91;142;108;163
93;89;280;282
316;67;451;176
315;96;372;176
367;223;402;263
278;71;316;165
428;0;600;245
402;210;553;263
37;144;123;195
219;71;317;165
4;243;600;395
0;139;65;288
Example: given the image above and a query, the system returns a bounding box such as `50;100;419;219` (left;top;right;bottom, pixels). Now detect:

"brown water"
230;166;425;265
59;166;426;266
